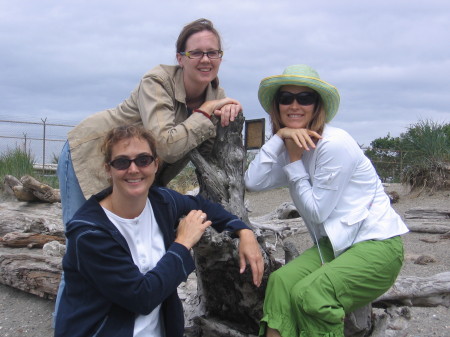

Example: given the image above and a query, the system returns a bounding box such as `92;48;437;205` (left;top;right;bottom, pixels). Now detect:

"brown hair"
176;18;222;88
101;125;158;165
269;89;326;135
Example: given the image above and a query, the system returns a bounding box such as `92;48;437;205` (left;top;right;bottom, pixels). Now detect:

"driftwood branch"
375;272;450;307
405;208;449;234
0;231;65;248
406;223;450;234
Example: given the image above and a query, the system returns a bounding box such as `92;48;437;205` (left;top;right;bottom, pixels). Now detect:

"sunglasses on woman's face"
277;91;318;106
109;155;155;170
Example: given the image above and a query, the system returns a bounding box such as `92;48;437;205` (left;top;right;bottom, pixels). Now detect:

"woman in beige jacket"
54;18;243;325
58;18;241;225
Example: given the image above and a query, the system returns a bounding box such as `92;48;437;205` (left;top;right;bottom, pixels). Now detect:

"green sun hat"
258;65;340;122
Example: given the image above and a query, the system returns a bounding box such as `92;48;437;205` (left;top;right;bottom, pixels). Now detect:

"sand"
0;184;449;336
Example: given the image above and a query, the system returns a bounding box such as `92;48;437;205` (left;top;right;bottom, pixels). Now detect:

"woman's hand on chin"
277;128;322;162
277;127;321;151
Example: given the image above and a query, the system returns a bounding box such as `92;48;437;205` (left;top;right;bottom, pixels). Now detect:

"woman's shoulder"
142;64;180;80
149;186;184;204
322;125;358;145
318;125;362;158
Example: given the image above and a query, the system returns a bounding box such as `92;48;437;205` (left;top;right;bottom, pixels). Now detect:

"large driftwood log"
0;252;61;299
375;272;450;307
0;199;63;236
189;113;249;223
188;113;275;335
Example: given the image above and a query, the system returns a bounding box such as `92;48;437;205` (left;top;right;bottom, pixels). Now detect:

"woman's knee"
290;273;345;324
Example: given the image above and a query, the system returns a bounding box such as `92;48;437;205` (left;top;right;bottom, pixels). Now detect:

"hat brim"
258;74;340;122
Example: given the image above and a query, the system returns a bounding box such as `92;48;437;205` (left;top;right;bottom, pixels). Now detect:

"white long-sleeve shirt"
245;125;409;258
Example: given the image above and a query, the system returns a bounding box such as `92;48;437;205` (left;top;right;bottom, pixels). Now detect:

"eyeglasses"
276;91;318;106
179;49;223;59
109;155;155;170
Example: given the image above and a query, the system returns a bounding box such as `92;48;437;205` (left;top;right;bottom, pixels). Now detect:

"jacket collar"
66;186;175;250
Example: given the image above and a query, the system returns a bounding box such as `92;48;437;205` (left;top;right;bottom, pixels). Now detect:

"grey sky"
1;0;449;148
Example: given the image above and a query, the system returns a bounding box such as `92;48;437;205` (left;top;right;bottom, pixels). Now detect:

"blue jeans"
53;141;86;327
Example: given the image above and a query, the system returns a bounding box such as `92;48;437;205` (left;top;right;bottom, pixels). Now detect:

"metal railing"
0;118;74;171
0;118;418;183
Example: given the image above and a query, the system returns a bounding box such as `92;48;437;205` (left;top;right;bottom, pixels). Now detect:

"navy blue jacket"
54;186;250;337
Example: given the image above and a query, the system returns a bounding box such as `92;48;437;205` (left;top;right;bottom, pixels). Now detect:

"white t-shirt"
103;199;166;337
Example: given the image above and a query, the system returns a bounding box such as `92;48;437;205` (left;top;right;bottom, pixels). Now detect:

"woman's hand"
199;98;242;127
236;229;264;287
215;102;242;127
175;210;212;250
276;128;322;162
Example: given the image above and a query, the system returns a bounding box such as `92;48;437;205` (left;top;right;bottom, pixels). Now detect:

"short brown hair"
101;125;157;165
176;18;222;88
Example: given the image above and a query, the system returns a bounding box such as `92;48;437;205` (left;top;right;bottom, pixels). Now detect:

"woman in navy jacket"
54;124;263;337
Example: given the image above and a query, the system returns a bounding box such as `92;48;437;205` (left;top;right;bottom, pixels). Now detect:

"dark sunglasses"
276;91;318;106
109;155;155;170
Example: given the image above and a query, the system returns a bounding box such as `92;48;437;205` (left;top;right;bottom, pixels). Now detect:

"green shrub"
0;148;35;182
0;148;59;190
400;120;450;191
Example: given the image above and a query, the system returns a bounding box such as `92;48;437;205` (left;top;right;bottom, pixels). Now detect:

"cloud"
0;0;448;150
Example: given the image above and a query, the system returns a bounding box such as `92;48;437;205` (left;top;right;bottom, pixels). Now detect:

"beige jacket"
68;64;225;198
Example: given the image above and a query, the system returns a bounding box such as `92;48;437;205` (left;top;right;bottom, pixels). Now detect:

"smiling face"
106;137;158;201
278;85;317;129
177;30;221;89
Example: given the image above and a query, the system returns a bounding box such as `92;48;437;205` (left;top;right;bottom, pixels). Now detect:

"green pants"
259;236;404;337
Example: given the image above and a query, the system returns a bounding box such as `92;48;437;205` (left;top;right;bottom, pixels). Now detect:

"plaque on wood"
244;118;265;150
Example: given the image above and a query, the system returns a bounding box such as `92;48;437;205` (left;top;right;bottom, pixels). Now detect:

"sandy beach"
0;184;449;336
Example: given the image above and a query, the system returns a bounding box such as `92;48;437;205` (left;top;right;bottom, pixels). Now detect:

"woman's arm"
72;229;195;315
244;135;290;192
136;71;241;163
164;188;263;287
285;136;358;224
137;74;216;163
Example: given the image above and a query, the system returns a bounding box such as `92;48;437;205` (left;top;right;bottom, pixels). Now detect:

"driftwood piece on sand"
20;175;61;203
406;223;450;234
4;174;61;203
405;208;450;221
375;272;450;307
0;231;65;248
404;208;449;233
0;252;61;299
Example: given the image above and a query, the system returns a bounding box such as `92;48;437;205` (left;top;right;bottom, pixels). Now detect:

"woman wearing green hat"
245;65;409;337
